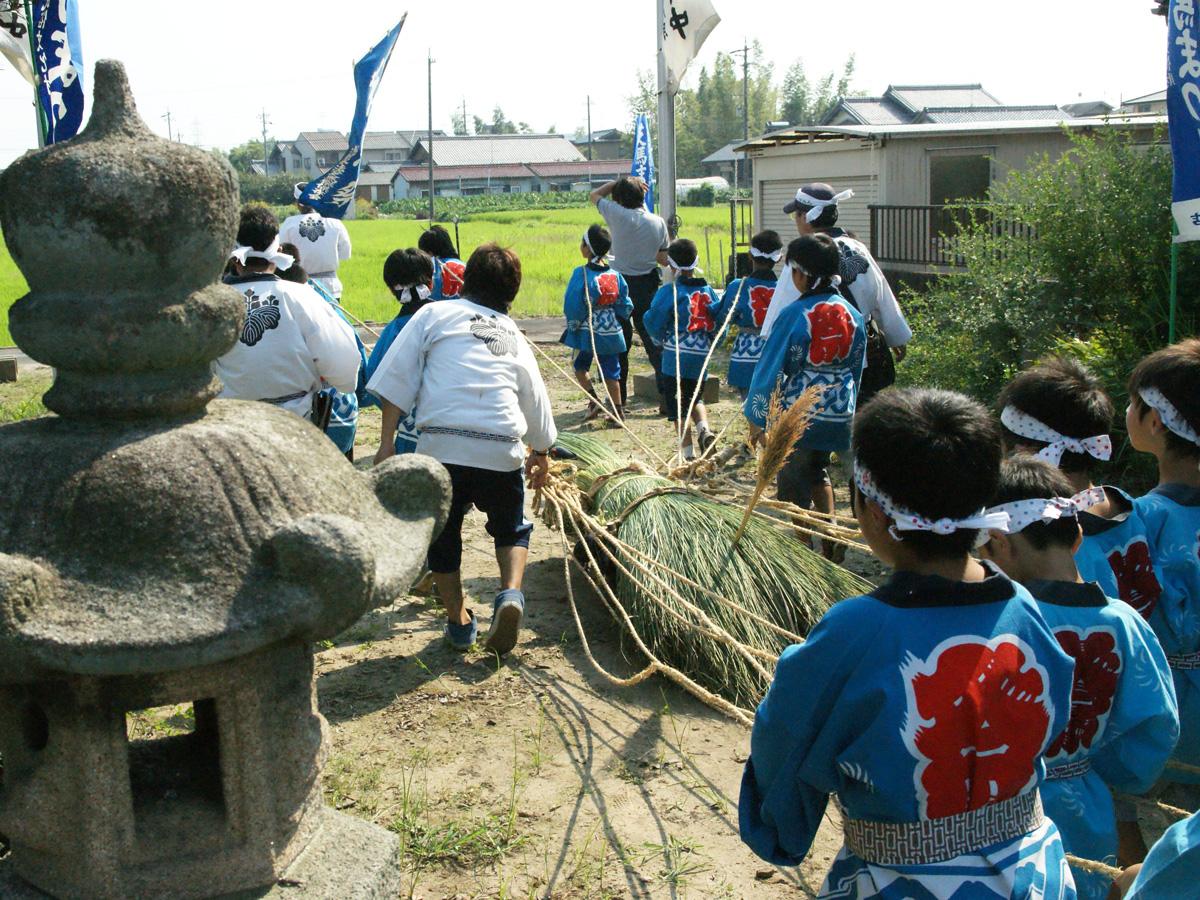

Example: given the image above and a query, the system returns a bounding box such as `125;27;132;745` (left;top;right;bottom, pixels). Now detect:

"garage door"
760;176;879;247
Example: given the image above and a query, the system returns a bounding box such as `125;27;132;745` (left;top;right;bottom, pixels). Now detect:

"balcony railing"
869;204;1035;268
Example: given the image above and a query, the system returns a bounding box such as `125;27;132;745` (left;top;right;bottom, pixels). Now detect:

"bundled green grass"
0;207;737;347
555;432;870;708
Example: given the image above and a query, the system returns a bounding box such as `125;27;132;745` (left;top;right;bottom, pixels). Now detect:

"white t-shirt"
597;197;670;277
280;212;352;297
761;231;912;349
215;273;361;418
366;298;557;472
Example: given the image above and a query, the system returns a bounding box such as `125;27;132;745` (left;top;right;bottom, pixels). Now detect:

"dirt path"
328;342;860;899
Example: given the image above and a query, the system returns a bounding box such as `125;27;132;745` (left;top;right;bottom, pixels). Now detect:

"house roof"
912;105;1066;124
297;131;349;152
394;163;534;184
363;129;445;151
413;134;585;166
1123;89;1167;105
831;98;909;125
886;84;1003;113
824;84;1013;126
574;129;623;143
701;140;749;165
362;162;402;176
1062;100;1115;118
357;171;395;186
526;159;631;177
736;113;1169;152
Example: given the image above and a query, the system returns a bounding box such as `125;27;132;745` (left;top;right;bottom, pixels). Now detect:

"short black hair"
667;238;698;268
786;234;840;290
802;205;839;229
748;229;787;264
462;243;522;313
611;176;646;210
996;356;1114;474
417;225;458;260
853;388;1003;557
237;204;279;252
276;242;308;284
383;248;435;301
991;455;1080;551
584;224;612;259
1129;338;1200;460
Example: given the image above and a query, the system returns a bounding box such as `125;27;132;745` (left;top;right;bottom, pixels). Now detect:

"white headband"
230;236;294;271
854;462;1010;546
1140;387;1200;446
294;183;306;200
582;230;609;265
787;260;843;291
392;283;432;300
985;486;1106;535
795;187;854;223
668;256;699;273
999;406;1113;468
750;247;784;262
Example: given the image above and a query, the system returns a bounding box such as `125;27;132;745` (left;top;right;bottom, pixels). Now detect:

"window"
928;153;992;205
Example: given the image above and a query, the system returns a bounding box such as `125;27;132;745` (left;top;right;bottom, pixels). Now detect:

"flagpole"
22;0;45;147
1170;221;1179;344
656;0;677;237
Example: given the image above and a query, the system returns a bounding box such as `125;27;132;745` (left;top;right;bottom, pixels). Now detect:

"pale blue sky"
0;1;1168;167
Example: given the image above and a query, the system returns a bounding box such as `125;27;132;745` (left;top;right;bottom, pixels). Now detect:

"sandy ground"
322;339;867;899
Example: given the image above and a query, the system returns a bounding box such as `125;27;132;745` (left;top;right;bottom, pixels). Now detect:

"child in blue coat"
740;388;1078;898
979;455;1178;900
1126;340;1200;807
715;230;782;396
418;225;466;300
364;248;435;453
560;225;633;423
644;238;722;457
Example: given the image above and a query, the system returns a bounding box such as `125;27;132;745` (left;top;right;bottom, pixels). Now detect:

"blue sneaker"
485;589;525;657
444;610;477;651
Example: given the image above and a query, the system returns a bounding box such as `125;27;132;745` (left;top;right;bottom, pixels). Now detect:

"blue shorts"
427;464;533;573
574;349;621;381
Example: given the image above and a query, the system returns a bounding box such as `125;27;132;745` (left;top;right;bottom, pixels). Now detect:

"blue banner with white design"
31;0;85;144
632;112;655;213
1169;0;1200;241
300;14;405;218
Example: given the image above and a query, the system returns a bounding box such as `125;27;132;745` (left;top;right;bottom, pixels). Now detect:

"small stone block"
257;809;403;899
632;371;720;404
0;358;16;382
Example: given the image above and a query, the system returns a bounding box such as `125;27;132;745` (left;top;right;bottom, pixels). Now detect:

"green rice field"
0;206;740;346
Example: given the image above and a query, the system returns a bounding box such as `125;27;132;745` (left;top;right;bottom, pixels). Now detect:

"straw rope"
1167;759;1200;777
1113;792;1193;821
1063;854;1122;880
336;304;383;340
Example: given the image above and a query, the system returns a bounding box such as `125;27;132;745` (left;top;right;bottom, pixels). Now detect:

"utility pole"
586;95;593;161
730;41;750;201
427;50;435;223
656;0;677;235
461;97;468;135
162;110;173;142
259;107;272;172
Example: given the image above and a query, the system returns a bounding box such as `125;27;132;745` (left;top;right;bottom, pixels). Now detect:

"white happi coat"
279;211;352;297
215;273;361;418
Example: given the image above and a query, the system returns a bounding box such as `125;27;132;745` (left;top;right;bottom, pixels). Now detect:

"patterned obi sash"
1045;758;1092;781
842;791;1044;867
1167;650;1200;670
260;390;308;405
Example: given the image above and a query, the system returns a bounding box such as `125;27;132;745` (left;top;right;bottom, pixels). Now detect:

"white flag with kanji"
660;0;720;94
0;2;34;86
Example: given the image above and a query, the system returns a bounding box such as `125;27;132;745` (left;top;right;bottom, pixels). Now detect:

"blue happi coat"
743;289;866;453
1025;579;1178;900
431;256;466;301
1126;811;1200;899
1075;486;1163;621
740;565;1077;899
364;312;420;453
644;278;724;380
715;271;777;390
311;279;367;455
560;263;633;355
1134;483;1200;782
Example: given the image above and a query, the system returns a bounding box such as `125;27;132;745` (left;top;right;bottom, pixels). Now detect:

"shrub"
378;192;591;220
355;198;381;220
238;172;302;205
681;183;716;207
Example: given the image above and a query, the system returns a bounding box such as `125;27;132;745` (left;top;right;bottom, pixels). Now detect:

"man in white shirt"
368;243;557;657
215;205;361;420
280;184;353;299
761;183;911;404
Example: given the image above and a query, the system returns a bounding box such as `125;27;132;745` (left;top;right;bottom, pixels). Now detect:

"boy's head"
785;234;840;293
462;243;522;314
383;248;435;302
996;355;1114;476
667;238;698;272
750;230;783;268
1127;339;1200;464
852;388;1002;563
277;242;308;284
417;225;458;260
293;183;314;214
783;182;840;233
979;455;1083;584
611;176;646;210
235;204;281;272
582;224;612;261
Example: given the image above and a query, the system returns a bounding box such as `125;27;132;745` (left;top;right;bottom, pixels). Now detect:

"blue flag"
632;112;655;213
1169;0;1200;241
300;15;406;218
31;0;85;144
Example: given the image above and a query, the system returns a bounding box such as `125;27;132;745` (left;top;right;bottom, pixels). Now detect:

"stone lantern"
0;61;449;898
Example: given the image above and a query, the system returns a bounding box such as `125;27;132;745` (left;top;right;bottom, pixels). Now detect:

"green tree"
450;108;469;136
778;56;856;125
226;139;265;174
474;106;518;135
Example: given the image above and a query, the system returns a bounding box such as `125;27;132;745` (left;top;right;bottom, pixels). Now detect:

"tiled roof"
415;134;585;166
393;163;534;184
1123;89;1166;105
834;98;909;125
297;131;348;152
886;84;1003;112
701;141;748;164
914;105;1066;124
357;171;395;186
363;129;445;151
526;160;631;177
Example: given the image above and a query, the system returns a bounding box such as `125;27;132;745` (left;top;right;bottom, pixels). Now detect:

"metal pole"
586;95;593;161
1170;224;1180;343
656;1;677;236
22;0;45;147
427;50;435;223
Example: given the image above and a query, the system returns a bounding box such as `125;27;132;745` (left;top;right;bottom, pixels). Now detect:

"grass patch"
0;376;49;423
